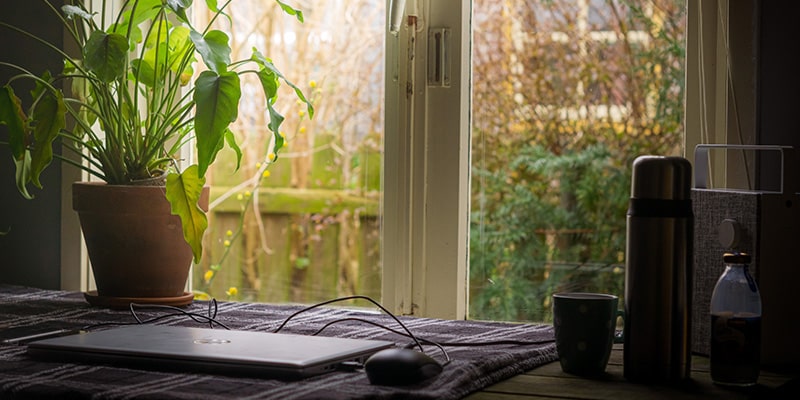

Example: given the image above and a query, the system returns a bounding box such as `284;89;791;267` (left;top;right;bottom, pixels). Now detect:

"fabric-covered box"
691;145;800;367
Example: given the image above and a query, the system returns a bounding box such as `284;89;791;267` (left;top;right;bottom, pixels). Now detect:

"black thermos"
624;156;693;382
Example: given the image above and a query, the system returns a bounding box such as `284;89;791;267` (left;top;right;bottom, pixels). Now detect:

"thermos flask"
624;156;693;382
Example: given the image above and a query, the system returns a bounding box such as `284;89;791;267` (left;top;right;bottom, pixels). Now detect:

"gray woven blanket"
0;284;556;399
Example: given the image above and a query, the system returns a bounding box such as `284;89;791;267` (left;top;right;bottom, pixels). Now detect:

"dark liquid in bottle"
710;313;761;386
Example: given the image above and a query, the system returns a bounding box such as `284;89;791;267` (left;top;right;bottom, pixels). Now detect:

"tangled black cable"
80;299;230;331
79;294;554;366
272;295;426;353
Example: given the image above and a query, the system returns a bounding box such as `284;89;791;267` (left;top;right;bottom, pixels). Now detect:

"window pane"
193;0;385;305
470;0;686;322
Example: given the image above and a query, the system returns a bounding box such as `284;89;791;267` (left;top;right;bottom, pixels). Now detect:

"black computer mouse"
364;348;443;386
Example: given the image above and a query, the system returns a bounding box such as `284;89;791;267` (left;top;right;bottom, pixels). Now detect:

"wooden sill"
468;345;799;399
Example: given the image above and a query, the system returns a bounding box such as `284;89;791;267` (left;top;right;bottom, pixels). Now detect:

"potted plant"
0;0;312;304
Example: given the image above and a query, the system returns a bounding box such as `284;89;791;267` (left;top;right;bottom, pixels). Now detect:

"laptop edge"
27;325;395;380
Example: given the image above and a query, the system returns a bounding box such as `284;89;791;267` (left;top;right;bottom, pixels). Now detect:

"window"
193;1;387;305
469;0;685;322
58;1;733;323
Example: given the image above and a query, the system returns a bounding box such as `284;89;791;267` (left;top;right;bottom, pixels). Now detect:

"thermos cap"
630;156;692;200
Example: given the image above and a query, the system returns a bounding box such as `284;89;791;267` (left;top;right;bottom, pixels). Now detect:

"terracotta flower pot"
72;182;209;298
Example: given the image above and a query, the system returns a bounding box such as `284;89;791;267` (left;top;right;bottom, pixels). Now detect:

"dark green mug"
552;292;624;376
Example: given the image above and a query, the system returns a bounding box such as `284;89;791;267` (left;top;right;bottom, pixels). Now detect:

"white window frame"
382;0;471;319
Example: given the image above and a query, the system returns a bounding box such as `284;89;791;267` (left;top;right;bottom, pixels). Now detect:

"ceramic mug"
552;292;624;376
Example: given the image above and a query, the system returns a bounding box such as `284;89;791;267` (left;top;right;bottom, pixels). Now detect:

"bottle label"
710;313;761;385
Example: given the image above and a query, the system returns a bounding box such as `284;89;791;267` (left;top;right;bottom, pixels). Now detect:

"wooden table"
468;344;799;399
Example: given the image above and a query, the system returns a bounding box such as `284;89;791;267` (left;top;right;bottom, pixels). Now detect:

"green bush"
470;144;630;322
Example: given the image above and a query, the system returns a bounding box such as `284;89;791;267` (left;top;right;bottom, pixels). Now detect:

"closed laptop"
27;324;394;379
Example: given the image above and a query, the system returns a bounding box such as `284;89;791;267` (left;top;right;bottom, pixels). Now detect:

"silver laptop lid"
27;325;394;378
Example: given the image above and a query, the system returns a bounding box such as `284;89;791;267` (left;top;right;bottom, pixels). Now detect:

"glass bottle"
709;252;762;386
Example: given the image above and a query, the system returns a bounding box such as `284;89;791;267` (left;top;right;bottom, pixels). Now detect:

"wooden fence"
193;133;383;303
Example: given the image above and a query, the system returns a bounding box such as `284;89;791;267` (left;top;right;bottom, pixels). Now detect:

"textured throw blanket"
0;285;557;399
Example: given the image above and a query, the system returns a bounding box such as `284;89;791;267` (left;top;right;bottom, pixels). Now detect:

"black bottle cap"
723;252;751;264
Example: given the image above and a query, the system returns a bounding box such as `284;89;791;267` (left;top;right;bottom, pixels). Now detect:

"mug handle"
614;310;625;344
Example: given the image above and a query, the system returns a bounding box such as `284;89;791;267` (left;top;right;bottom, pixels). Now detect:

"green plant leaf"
166;165;207;263
267;102;285;157
167;26;193;72
193;70;241;177
256;67;280;101
251;49;314;118
202;0;232;25
120;0;162;27
143;20;171;49
14;150;33;200
140;42;170;84
224;128;242;171
130;58;157;87
29;83;66;188
255;64;286;159
190;30;231;73
108;0;161;49
161;26;196;85
0;86;33;199
0;86;27;161
178;63;195;86
61;5;94;21
134;25;192;86
205;0;220;12
119;24;144;50
166;0;193;24
83;30;128;82
166;0;193;11
275;0;304;23
67;63;98;137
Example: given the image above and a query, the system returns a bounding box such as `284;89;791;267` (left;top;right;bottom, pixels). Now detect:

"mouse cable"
310;317;451;364
310;317;552;364
312;317;553;347
272;295;425;353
